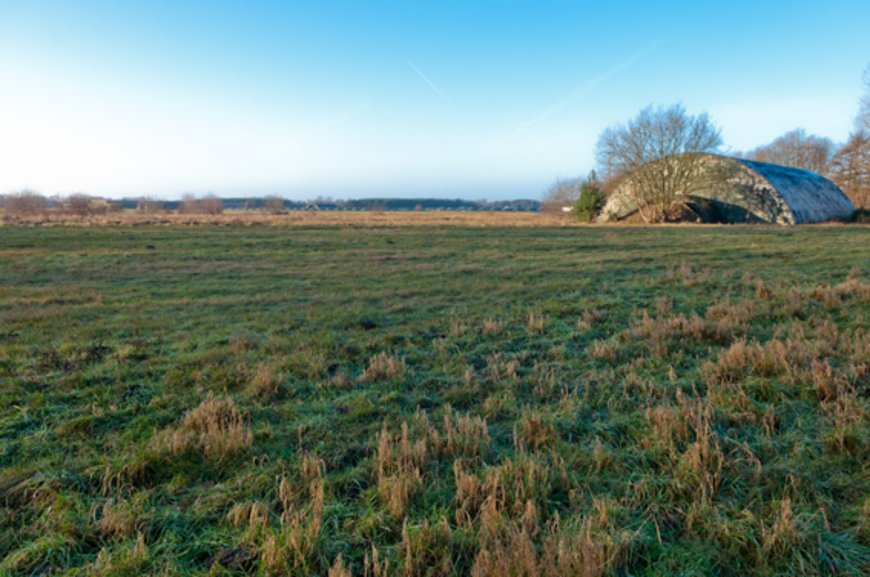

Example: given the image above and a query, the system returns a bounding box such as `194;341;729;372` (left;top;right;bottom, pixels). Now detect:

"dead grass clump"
248;362;282;399
488;450;555;516
471;512;629;577
401;518;454;577
668;261;708;287
527;309;547;335
628;310;705;355
262;456;325;575
449;316;468;338
226;501;269;530
811;359;837;402
704;299;758;342
376;422;426;519
454;460;486;526
761;498;797;555
644;404;687;452
360;352;407;382
364;544;390;577
481;318;505;337
85;533;148;576
90;497;141;539
164;394;253;460
820;379;867;454
672;398;723;506
810;269;870;307
517;408;557;451
486;352;520;385
328;553;352;577
703;339;779;384
229;333;254;354
755;279;772;300
429;406;491;459
588;339;618;364
454;448;561;530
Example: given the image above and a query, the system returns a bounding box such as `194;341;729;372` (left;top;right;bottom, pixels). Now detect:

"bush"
574;173;604;221
263;195;285;214
851;208;870;223
179;194;224;215
1;190;47;215
137;198;165;213
66;194;97;216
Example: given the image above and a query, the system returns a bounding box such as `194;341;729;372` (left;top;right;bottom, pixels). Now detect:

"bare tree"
541;177;582;214
137;197;165;213
596;104;722;222
200;194;224;215
829;65;870;211
1;190;47;215
178;194;224;215
66;194;95;217
262;195;285;214
830;132;870;210
748;129;835;175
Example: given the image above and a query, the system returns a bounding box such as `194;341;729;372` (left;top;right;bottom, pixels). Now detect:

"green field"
1;225;868;576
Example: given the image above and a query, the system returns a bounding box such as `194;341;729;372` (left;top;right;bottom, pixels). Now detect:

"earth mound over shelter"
598;154;856;224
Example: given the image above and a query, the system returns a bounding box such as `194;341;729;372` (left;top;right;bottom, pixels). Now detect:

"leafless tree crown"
831;132;870;209
541;177;582;213
748;129;835;176
596;104;722;222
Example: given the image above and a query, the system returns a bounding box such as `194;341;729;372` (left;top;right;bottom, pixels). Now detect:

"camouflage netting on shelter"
599;154;856;224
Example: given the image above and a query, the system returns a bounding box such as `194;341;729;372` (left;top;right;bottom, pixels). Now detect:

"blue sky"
1;1;868;200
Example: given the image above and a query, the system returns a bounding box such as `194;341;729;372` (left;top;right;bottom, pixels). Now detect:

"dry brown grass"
226;501;270;530
360;352;407;383
588;339;618;363
376;421;426;519
517;408;556;452
247;361;282;399
432;407;491;460
481;318;505;337
401;518;455;577
0;209;581;228
761;498;797;556
261;455;326;575
470;505;630;577
89;497;141;539
526;309;547;335
161;394;253;461
328;553;353;577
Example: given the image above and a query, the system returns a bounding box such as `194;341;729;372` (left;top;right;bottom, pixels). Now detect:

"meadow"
0;223;867;576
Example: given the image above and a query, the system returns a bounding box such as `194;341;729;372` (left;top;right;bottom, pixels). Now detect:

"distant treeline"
115;197;542;212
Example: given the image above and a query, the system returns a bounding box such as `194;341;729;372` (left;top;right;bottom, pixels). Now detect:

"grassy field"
0;224;868;576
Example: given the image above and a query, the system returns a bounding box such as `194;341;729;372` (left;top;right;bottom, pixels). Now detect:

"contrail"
408;61;454;107
305;100;371;140
487;40;660;150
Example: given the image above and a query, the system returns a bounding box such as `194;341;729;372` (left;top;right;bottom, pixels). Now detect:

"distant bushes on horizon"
0;191;543;215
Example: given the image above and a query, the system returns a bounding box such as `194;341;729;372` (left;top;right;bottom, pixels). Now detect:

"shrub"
850;208;870;223
574;173;605;221
136;197;165;213
178;194;224;215
1;190;47;215
263;195;285;214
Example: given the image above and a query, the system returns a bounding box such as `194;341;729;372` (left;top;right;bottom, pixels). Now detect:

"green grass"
0;225;868;576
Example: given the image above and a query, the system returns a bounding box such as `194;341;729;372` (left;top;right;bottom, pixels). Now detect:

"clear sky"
2;1;869;200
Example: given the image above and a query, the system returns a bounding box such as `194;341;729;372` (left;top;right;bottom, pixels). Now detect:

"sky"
1;1;869;200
